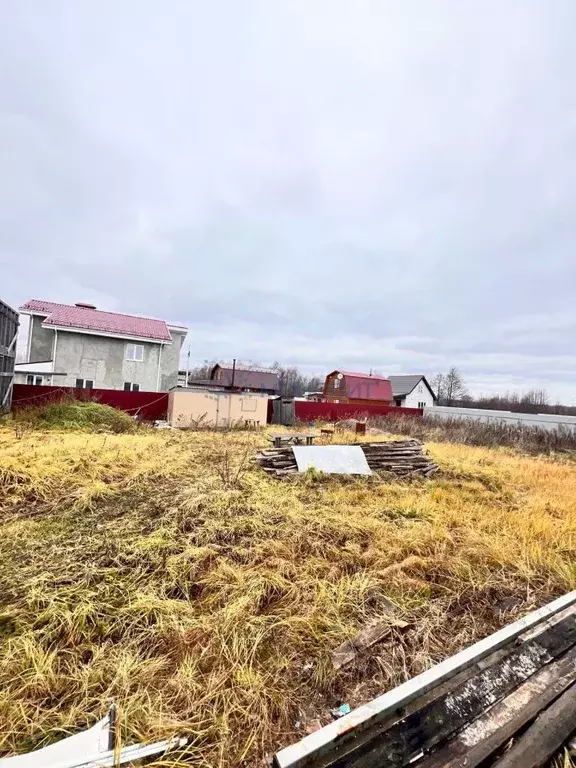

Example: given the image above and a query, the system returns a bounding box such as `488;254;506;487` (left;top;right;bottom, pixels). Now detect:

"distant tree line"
433;367;576;415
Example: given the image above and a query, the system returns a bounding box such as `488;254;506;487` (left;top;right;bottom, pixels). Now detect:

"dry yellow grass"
1;425;575;766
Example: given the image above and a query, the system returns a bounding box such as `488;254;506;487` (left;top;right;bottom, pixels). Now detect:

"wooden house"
323;370;393;406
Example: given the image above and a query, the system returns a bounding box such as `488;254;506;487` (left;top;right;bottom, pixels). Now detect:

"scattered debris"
331;618;410;670
330;704;351;719
304;720;323;735
153;419;174;430
256;440;439;479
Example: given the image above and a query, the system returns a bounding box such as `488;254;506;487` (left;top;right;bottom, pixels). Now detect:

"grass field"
1;423;576;766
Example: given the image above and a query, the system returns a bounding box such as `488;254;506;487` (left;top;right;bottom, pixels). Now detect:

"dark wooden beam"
493;681;576;768
418;644;576;768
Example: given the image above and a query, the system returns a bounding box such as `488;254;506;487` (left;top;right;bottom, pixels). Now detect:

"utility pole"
185;345;191;387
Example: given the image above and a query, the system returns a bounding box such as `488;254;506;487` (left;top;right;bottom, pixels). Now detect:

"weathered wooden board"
331;620;410;671
493;681;576;768
418;644;576;768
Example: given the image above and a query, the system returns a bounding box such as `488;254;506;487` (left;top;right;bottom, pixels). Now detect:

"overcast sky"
2;2;576;400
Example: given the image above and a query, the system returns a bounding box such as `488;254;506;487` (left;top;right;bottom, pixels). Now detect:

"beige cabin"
168;387;269;428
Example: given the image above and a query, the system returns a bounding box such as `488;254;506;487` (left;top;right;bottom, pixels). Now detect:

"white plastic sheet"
0;715;110;768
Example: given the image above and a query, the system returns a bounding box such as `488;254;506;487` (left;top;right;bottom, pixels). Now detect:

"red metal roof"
329;370;393;402
19;299;175;342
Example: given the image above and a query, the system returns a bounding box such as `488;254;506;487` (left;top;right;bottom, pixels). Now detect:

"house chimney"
75;302;97;309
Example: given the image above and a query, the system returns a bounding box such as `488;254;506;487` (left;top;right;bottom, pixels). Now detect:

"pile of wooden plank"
362;439;439;477
275;591;576;768
256;446;299;477
256;439;438;478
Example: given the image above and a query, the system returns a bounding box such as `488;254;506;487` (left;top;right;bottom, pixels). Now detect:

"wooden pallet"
274;591;576;768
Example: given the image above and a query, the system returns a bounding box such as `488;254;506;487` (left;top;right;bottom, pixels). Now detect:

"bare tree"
444;367;468;405
433;367;468;406
432;373;445;403
271;362;325;397
187;359;218;381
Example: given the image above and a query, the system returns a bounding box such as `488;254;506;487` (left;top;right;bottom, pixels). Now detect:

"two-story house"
16;299;187;392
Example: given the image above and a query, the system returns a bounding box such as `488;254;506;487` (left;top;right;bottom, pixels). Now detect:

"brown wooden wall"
323;372;348;402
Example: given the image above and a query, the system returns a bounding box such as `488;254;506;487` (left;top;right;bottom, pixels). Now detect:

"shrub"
14;400;137;433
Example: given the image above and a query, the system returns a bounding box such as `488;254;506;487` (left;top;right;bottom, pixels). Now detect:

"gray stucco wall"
54;332;163;390
29;316;54;362
161;330;185;391
27;320;186;391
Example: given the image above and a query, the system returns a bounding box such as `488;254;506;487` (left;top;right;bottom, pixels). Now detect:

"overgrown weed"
0;425;575;765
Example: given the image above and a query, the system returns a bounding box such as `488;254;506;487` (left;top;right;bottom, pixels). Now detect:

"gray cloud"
2;1;576;400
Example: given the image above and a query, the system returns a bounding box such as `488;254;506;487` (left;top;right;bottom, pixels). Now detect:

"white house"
388;375;437;409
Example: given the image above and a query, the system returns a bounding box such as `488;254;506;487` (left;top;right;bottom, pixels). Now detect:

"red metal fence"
11;386;423;426
294;401;422;422
11;384;169;422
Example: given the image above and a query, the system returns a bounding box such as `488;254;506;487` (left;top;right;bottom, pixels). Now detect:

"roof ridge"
339;370;390;380
20;298;186;330
217;363;277;374
19;298;184;342
23;299;170;325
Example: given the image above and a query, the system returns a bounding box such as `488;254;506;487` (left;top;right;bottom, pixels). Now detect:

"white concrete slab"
293;445;372;475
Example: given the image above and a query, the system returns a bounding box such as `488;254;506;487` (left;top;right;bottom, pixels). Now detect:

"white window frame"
334;378;340;389
26;374;34;385
126;343;144;362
